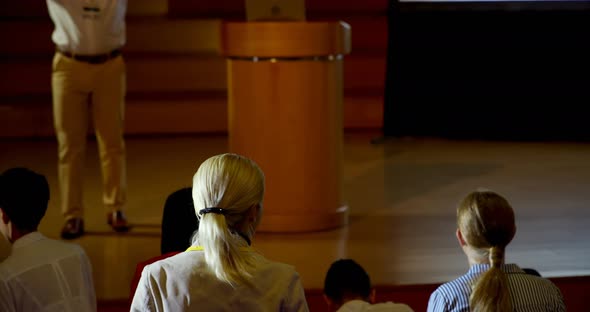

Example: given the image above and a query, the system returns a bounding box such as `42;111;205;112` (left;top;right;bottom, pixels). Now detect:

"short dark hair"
0;168;50;231
324;259;372;303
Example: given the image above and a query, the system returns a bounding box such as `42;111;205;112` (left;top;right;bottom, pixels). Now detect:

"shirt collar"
337;300;371;312
468;263;524;275
12;232;46;250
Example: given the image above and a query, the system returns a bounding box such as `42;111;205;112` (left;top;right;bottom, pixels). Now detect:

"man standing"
47;0;130;239
0;168;96;312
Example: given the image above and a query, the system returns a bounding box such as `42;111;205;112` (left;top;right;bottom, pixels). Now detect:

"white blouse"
131;245;309;312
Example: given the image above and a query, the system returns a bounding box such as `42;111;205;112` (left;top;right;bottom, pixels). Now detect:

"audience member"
0;168;96;311
427;190;566;312
160;187;197;254
130;153;309;311
324;259;414;312
128;187;198;305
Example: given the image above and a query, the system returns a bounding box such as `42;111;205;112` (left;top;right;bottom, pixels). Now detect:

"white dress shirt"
47;0;127;55
0;232;96;312
337;300;414;312
131;241;309;312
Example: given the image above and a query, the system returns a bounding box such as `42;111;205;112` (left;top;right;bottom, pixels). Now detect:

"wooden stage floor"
1;133;589;300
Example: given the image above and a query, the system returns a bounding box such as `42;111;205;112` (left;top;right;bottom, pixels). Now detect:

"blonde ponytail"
198;213;256;286
192;154;265;287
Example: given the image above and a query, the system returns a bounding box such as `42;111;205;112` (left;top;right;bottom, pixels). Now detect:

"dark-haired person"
427;190;566;312
128;187;198;306
0;168;96;312
130;154;308;311
324;259;413;312
160;187;197;254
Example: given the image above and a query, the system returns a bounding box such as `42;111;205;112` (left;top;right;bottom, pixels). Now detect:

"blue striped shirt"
427;263;566;312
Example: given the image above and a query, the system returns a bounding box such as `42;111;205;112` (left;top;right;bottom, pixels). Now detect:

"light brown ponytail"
469;246;512;312
457;190;516;312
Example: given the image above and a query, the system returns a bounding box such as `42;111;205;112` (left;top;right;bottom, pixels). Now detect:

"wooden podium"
222;22;351;232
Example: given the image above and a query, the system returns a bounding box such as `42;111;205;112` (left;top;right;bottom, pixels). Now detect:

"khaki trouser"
52;52;127;220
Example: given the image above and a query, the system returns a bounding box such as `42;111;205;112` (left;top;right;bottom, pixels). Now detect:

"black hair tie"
199;207;225;215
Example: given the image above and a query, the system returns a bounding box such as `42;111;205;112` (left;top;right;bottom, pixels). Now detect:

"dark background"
383;1;590;140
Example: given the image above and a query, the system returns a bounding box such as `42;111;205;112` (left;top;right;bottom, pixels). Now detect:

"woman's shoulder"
253;255;301;281
256;255;297;271
435;272;474;292
508;270;564;296
429;272;474;307
143;251;205;275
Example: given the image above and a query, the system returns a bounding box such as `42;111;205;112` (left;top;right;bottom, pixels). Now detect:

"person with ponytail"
130;153;309;311
427;190;565;312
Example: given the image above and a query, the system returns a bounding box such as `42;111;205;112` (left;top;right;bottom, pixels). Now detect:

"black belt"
59;49;122;64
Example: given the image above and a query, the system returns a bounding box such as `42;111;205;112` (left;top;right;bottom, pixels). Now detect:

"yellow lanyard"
186;246;253;252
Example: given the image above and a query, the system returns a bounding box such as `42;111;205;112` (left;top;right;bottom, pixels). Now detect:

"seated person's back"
0;168;96;312
427;190;565;312
128;186;198;304
130;153;308;311
139;250;304;311
324;259;413;312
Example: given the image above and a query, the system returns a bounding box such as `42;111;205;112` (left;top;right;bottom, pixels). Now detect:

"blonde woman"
427;190;565;312
131;153;309;311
